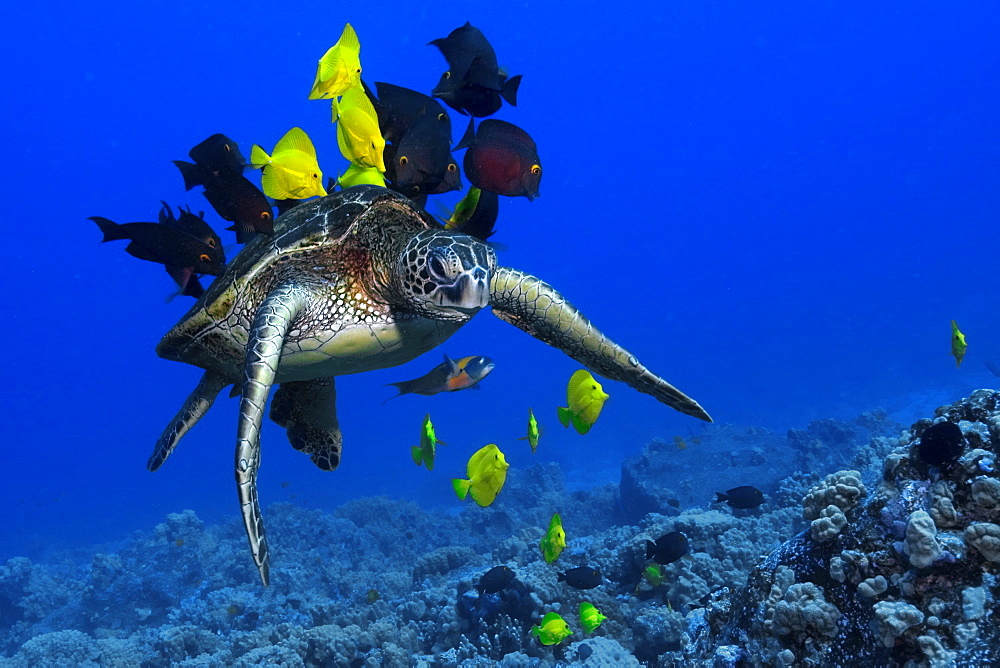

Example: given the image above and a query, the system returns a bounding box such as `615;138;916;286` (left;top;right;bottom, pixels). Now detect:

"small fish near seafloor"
646;531;689;565
539;512;566;564
517;407;541;453
557;566;602;590
530;612;572;646
384;355;495;401
475;565;515;596
714;485;766;509
452;443;509;507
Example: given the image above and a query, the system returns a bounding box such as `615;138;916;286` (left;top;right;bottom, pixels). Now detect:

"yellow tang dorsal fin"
341;87;379;126
566;369;594;401
541;612;562;625
274;127;317;159
338;23;361;55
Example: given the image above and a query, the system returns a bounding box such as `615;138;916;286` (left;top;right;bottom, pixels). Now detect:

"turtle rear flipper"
148;370;230;471
237;283;311;586
489;267;712;423
270;377;343;471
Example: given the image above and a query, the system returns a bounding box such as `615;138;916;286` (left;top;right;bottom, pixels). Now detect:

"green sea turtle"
150;185;711;585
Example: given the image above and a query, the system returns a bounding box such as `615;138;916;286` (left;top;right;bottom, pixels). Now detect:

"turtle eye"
199;253;210;262
531;164;541;175
399;156;408;166
428;256;447;277
447;163;457;172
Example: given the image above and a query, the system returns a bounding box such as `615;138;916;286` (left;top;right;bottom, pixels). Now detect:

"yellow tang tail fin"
557;406;572;428
411;446;423;467
249;144;270;169
571;414;592;435
452;478;471;500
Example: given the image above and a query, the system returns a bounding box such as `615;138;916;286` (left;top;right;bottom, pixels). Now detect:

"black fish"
448;189;499;242
159;202;225;264
557;566;602;590
187;133;246;176
429;22;521;117
370;82;452;145
715;486;765;509
476;565;515;595
88;217;225;276
917;421;965;467
646;531;689;565
456;119;541;199
389;115;461;198
173;161;274;243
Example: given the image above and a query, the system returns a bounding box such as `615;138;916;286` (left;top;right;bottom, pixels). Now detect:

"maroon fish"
455;119;541;200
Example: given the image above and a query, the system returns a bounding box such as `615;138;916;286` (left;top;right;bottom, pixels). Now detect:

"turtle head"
397;230;495;320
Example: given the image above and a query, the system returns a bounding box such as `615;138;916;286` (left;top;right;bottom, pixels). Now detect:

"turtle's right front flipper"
238;283;310;586
148;370;230;471
490;266;712;422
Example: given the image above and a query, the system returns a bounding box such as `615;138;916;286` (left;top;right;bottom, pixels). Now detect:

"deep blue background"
3;1;998;558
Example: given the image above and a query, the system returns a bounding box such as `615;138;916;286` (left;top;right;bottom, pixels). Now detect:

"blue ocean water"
2;1;998;659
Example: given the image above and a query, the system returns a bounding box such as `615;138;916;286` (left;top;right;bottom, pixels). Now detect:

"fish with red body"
456;119;541;199
429;22;521;117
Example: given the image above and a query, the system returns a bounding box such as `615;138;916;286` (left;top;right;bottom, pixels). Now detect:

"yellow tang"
643;563;663;587
308;23;363;100
452;443;509;507
579;602;607;634
557;369;609;435
530;612;572;646
335;87;386;173
250;127;327;200
951;319;967;367
411;413;445;471
517;407;540;453
338;163;386;189
444;187;482;230
539;512;566;564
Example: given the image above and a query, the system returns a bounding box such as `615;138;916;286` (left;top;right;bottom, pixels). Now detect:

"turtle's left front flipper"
490;266;712;422
148;370;230;471
270;377;343;471
237;283;311;586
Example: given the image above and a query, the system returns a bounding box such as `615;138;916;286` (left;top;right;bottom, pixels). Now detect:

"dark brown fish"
388;115;461;198
456;119;541;199
370;82;452;144
645;531;689;565
714;486;766;509
187;133;246;176
159;202;225;264
173;160;274;243
88;216;224;276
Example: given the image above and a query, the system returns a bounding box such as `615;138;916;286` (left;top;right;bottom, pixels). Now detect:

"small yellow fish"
530;612;572;646
337;163;386;189
452;443;509;507
579;602;607;634
517;407;541;453
951;320;967;367
557;369;609;435
308;23;363;100
335;87;386;173
411;414;446;471
444;187;482;230
643;563;663;587
539;513;566;564
250;127;327;200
